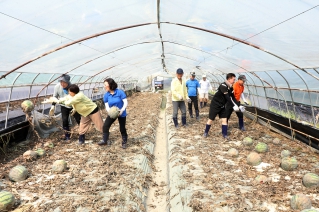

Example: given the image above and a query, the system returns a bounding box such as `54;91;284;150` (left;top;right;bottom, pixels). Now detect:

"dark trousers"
61;106;81;128
188;96;199;111
226;106;243;121
103;116;127;136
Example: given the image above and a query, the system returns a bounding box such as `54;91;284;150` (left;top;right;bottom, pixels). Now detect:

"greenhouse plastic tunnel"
1;1;319;211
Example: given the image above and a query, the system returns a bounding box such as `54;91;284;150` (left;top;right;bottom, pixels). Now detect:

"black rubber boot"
122;136;128;149
98;133;110;146
182;116;187;127
173;118;179;128
195;110;200;120
189;109;194;118
63;126;70;141
78;134;85;145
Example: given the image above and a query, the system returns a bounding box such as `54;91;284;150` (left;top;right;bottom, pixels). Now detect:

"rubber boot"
203;124;211;138
222;125;229;140
204;102;207;107
239;118;245;131
189;109;194;118
122;135;128;149
200;102;203;108
195;110;200;120
98;133;110;146
78;134;85;145
63;126;70;141
173;118;179;128
182;116;187;127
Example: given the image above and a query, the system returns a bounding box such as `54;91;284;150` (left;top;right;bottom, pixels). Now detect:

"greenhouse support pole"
4;73;22;129
293;70;316;127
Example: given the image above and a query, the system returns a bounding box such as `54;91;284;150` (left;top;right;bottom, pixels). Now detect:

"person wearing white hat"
199;74;213;108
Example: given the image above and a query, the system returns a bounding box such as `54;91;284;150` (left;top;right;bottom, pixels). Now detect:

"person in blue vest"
98;78;128;149
186;72;201;120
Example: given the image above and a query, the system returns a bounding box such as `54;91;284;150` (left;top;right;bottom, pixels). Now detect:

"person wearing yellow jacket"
171;68;188;128
57;84;103;145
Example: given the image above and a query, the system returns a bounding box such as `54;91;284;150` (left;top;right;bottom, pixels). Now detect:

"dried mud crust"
0;92;162;212
166;99;319;212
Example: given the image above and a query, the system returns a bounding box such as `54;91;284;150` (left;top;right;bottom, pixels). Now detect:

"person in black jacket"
203;73;241;140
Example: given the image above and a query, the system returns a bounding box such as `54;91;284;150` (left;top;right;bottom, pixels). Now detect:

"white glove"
177;94;183;100
49;105;55;116
187;97;191;103
233;105;240;112
41;97;59;104
239;105;245;112
70;109;76;116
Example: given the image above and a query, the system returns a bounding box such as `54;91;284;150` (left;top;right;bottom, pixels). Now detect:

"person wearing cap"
226;74;249;131
49;74;81;141
199;74;213;108
203;73;241;140
186;72;200;120
171;68;188;128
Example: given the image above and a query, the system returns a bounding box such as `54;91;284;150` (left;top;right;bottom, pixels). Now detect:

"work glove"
41;97;58;104
233;105;240;112
177;94;183;100
187;97;192;103
70;109;76;116
119;108;124;116
239;105;245;112
49;105;55;116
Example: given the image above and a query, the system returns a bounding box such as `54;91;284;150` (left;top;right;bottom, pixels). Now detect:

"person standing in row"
226;74;249;131
49;74;81;141
171;68;188;128
203;73;240;140
186;72;200;120
199;75;213;108
98;78;128;149
60;84;103;145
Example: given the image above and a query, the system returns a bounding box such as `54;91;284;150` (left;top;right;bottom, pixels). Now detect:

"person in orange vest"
226;74;249;131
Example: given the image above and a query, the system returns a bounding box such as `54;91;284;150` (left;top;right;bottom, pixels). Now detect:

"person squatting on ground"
199;75;213;108
226;75;249;131
57;84;104;145
49;74;81;141
171;68;188;128
203;73;243;140
186;72;200;120
98;78;128;149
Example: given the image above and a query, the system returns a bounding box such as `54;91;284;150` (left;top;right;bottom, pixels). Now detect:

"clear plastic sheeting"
1;1;319;133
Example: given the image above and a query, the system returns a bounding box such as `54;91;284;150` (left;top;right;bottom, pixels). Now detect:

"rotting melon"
23;150;37;161
36;148;46;157
291;194;311;210
272;138;281;145
52;160;67;173
9;165;28;182
255;175;268;184
247;152;261;166
281;150;291;158
0;191;15;211
227;148;238;157
255;142;268;153
281;157;298;171
243;137;253;146
21;100;34;113
108;106;120;119
302;173;319;188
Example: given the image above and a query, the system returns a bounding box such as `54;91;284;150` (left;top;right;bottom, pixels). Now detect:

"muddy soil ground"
0;92;162;212
166;94;319;211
